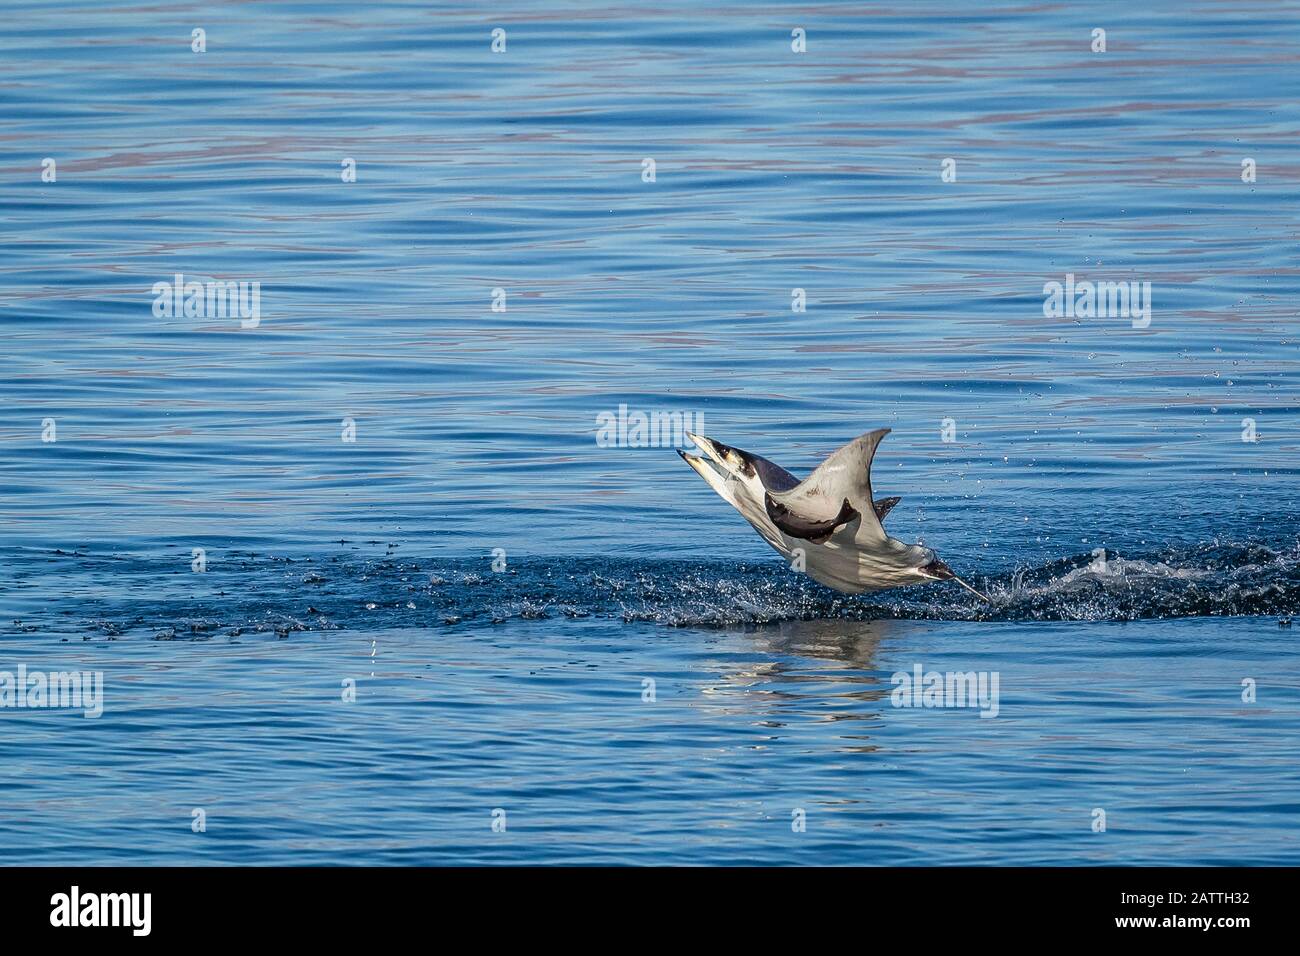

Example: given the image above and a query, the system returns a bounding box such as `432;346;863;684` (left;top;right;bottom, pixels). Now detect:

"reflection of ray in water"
740;617;906;666
702;619;924;753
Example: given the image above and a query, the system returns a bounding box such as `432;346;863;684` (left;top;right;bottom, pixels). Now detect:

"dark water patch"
5;540;1298;640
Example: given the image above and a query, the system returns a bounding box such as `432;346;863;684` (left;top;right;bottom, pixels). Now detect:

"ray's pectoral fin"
764;494;858;545
873;496;901;521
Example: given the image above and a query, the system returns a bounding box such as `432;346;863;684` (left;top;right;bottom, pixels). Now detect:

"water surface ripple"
2;1;1299;865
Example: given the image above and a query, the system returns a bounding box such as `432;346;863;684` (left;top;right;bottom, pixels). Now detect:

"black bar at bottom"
0;866;1278;942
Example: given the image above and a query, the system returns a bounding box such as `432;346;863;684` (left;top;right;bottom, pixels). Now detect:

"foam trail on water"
3;540;1298;639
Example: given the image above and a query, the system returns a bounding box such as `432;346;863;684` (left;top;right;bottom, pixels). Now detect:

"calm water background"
2;1;1299;864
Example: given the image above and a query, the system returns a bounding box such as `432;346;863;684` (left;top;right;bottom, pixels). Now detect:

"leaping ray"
677;428;988;600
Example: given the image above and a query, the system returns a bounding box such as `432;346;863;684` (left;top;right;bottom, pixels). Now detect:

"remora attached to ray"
677;428;988;600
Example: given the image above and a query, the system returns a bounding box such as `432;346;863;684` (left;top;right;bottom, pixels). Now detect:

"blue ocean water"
2;0;1299;864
